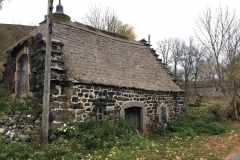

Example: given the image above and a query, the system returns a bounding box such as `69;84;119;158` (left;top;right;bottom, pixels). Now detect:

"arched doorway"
120;101;149;134
125;107;142;132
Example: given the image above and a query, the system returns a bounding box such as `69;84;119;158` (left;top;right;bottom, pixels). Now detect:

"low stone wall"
0;112;41;143
188;87;224;98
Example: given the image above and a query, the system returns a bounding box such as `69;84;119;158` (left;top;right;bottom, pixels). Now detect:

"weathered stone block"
117;97;129;101
103;90;108;96
82;89;89;93
86;107;91;111
108;91;116;95
106;99;116;103
51;101;59;109
77;109;84;114
70;103;84;109
76;115;82;121
64;88;77;96
84;94;88;98
88;111;96;116
82;98;87;102
72;97;78;102
89;93;94;98
60;101;70;109
78;92;83;97
18;135;30;142
50;110;75;123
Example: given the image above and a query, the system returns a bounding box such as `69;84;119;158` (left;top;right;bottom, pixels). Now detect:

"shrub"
166;107;231;137
207;104;222;122
196;122;231;135
229;97;240;118
0;139;31;159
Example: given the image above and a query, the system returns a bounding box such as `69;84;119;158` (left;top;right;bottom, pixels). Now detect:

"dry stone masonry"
50;83;185;128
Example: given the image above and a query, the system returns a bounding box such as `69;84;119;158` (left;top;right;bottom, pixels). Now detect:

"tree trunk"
234;96;237;119
225;95;229;114
174;60;177;79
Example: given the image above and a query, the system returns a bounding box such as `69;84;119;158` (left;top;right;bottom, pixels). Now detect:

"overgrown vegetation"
0;93;40;115
166;106;231;137
0;93;9;115
56;118;137;149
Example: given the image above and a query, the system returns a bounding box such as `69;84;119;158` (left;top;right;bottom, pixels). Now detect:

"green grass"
201;102;213;107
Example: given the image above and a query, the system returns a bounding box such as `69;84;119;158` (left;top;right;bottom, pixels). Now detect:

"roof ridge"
53;21;147;47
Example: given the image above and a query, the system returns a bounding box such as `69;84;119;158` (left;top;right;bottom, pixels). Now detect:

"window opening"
96;106;104;121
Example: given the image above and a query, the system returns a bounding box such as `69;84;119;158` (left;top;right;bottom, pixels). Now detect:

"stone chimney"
148;35;151;45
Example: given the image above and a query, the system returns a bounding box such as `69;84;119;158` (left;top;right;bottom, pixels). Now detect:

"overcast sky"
1;0;240;48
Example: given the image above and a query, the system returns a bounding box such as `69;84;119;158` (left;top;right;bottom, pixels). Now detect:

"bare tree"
224;18;240;118
82;4;119;32
0;0;10;9
191;45;205;91
179;38;195;91
156;38;172;68
171;38;185;79
82;3;137;39
194;6;238;114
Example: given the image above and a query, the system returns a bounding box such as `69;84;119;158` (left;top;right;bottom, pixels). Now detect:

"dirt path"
225;147;240;160
223;123;240;160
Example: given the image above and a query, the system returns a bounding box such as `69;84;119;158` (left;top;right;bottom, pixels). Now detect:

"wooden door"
19;55;28;94
125;107;142;132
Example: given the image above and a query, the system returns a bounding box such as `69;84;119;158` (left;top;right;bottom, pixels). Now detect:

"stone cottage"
3;21;185;133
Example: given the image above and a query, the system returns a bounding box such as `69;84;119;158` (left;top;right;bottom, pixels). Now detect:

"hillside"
0;23;36;75
0;23;36;59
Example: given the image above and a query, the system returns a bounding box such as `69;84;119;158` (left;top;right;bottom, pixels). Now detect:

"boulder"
18;134;30;142
24;128;32;135
0;128;5;134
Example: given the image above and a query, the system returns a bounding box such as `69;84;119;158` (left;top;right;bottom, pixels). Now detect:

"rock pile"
0;112;41;143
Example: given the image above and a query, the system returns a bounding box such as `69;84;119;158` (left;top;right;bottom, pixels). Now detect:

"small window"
96;106;104;121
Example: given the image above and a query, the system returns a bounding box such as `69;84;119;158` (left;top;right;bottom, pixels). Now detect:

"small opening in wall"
52;45;57;50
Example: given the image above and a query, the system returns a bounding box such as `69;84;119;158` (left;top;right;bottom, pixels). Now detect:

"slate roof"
6;21;182;92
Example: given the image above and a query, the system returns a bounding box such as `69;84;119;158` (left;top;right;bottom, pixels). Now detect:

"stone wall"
28;33;66;104
188;87;224;98
49;82;185;132
3;49;17;94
